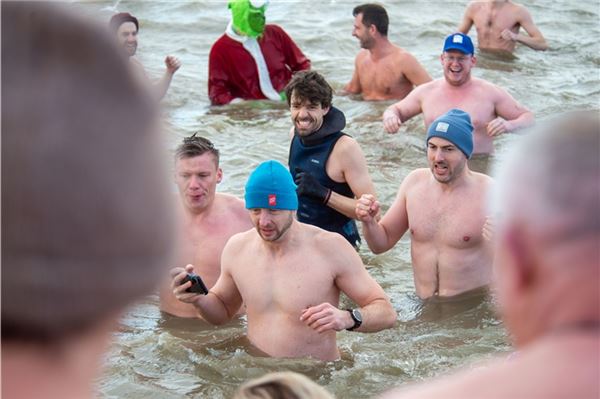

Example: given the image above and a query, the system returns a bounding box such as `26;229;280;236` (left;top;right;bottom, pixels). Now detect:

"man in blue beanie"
357;109;494;300
383;32;534;171
171;160;396;361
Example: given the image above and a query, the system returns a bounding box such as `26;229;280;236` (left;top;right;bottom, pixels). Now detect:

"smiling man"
286;70;376;248
109;12;181;101
343;3;431;100
357;109;494;299
171;160;396;361
160;135;252;318
382;32;533;164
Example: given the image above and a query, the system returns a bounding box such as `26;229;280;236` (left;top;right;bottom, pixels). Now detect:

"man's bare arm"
325;137;375;219
401;53;432;87
382;84;425;133
300;233;396;333
487;85;535;137
501;7;548;51
153;55;181;100
457;3;475;34
343;56;362;95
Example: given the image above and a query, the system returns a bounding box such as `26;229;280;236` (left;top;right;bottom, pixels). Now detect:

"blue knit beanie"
245;160;298;210
426;109;474;158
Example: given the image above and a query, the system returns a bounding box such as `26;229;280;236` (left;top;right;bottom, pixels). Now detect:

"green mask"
229;0;267;38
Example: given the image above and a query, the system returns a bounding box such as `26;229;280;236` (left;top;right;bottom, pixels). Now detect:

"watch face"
352;309;362;323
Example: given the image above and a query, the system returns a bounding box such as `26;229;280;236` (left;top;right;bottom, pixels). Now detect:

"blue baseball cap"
245;160;298;210
443;32;474;55
427;109;474;159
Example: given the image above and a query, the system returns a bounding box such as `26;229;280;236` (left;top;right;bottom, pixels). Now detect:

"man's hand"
482;215;495;242
356;194;380;223
300;303;353;333
500;29;517;42
383;108;402;133
487;117;512;137
294;168;331;204
165;55;181;75
170;264;202;304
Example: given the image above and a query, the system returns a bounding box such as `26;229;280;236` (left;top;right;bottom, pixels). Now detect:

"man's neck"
369;36;393;61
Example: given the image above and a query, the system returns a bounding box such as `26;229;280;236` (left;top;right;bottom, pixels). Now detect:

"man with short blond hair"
160;134;252;318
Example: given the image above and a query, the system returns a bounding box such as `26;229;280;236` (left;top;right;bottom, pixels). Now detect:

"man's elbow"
383;302;397;328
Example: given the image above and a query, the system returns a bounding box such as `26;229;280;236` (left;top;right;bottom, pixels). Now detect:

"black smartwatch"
346;308;362;331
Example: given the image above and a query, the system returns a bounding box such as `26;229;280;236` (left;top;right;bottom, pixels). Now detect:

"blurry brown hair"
175;133;220;166
1;2;175;344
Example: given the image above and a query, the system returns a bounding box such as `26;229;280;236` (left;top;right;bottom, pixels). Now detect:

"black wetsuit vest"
288;107;360;246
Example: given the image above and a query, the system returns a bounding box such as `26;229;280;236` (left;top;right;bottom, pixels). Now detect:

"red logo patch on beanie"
268;194;276;207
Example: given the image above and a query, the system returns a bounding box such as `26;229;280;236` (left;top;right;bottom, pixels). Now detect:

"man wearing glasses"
382;33;533;170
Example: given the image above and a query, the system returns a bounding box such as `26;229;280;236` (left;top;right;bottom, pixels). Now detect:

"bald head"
2;2;174;343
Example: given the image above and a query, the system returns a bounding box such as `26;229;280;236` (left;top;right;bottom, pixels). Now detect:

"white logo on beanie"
453;35;463;43
435;122;449;133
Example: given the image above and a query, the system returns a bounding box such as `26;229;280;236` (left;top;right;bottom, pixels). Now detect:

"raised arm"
487;84;535;137
356;172;413;254
501;6;548;51
382;85;424;133
171;243;243;324
300;234;396;333
153;55;181;100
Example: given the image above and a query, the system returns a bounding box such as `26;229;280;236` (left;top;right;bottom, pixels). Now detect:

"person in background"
2;3;175;398
379;110;599;399
109;12;181;100
160;134;252;318
344;3;431;100
233;371;335;399
172;160;396;361
458;0;548;53
382;32;534;169
208;0;310;105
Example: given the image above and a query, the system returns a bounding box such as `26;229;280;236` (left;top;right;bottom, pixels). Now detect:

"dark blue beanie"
427;109;474;158
245;160;298;210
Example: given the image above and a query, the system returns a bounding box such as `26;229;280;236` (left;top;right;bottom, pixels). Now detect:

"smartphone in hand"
181;273;208;295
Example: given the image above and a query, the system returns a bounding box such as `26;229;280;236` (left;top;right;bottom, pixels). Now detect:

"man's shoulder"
301;223;355;254
404;168;430;188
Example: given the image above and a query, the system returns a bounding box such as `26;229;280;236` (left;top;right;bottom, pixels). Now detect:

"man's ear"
216;168;223;184
369;24;377;35
323;105;331;115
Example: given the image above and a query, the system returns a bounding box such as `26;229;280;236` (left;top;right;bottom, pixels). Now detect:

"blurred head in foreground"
379;110;600;399
233;371;335;399
2;2;174;398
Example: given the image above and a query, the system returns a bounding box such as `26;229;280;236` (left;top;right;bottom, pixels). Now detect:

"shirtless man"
358;109;493;299
160;135;253;318
383;32;534;156
172;160;396;361
344;3;431;100
109;12;181;100
379;111;599;399
458;0;548;53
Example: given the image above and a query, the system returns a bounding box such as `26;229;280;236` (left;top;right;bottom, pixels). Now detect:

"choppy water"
74;0;599;397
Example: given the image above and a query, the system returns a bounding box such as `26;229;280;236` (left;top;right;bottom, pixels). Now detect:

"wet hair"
492;110;600;240
284;70;333;109
109;12;139;32
233;372;336;399
174;133;220;166
2;2;174;344
353;3;389;36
